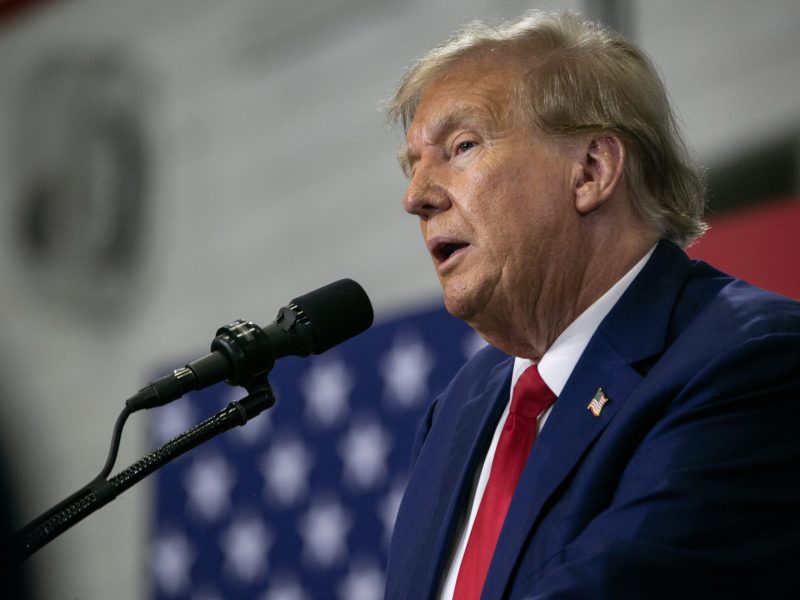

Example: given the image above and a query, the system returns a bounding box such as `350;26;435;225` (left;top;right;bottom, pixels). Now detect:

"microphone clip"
210;320;275;388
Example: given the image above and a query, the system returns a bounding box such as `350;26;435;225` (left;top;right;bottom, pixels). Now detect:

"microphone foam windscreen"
291;279;374;353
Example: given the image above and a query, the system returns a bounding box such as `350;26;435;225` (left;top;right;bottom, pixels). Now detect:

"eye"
456;140;477;155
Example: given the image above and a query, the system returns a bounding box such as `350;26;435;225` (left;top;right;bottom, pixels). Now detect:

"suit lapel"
481;241;693;598
482;336;642;598
413;354;514;597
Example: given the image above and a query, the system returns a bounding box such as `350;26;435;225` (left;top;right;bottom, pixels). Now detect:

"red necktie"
453;364;556;600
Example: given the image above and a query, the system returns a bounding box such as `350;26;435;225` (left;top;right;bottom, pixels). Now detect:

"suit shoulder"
689;261;800;334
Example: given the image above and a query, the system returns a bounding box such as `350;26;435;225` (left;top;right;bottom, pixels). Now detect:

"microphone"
127;279;373;412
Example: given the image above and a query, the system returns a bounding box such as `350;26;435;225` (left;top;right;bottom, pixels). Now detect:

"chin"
442;285;472;320
442;278;514;348
442;280;486;324
443;297;471;321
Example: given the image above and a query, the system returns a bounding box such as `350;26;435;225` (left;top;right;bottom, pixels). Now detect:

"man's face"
401;58;584;345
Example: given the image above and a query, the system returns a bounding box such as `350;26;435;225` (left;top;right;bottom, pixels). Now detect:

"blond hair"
387;11;706;246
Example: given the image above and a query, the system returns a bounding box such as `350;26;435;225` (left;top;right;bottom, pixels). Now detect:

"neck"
476;222;659;360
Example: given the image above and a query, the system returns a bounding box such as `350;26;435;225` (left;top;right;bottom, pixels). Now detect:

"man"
384;10;800;600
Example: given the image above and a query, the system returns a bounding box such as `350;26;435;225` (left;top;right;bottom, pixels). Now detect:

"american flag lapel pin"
587;388;610;417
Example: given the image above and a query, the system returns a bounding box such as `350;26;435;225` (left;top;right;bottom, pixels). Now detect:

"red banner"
688;197;800;300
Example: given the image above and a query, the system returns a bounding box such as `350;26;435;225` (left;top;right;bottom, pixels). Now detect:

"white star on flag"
379;333;435;409
260;435;314;506
151;531;194;596
336;559;385;600
299;497;353;568
338;418;392;491
221;514;273;583
301;356;355;427
261;573;310;600
183;454;237;522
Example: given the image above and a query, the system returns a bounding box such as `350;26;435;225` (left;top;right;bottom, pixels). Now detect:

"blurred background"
0;0;798;598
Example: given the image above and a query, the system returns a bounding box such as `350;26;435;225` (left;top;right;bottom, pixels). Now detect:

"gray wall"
0;0;798;598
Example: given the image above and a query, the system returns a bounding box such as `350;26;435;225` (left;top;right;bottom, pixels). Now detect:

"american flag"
587;388;610;417
148;303;483;600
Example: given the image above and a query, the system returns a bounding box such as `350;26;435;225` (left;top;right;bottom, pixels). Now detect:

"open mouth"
432;240;469;263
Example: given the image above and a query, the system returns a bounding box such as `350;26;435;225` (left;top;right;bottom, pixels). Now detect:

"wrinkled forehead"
402;45;536;128
410;60;525;130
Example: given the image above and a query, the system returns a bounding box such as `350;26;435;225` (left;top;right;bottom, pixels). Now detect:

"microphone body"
128;279;373;411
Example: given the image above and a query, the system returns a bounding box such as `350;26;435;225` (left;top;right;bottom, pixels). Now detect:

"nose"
402;166;451;221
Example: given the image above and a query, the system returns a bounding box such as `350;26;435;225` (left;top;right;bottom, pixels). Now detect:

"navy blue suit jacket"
385;241;800;599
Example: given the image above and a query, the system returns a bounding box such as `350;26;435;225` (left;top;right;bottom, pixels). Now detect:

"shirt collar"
511;245;656;396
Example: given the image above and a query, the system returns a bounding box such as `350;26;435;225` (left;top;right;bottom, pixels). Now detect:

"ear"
573;134;626;215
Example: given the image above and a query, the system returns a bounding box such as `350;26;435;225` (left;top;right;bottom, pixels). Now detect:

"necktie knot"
509;364;556;419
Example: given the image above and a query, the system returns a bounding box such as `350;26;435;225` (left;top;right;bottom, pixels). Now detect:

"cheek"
461;169;506;221
475;174;532;233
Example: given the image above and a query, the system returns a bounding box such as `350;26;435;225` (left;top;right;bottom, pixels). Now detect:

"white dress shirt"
438;247;655;599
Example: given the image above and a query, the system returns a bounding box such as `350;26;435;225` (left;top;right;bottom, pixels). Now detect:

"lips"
427;235;470;266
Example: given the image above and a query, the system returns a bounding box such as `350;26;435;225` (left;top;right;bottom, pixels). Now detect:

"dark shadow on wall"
706;135;799;215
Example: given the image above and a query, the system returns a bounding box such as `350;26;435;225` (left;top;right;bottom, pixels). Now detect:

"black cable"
14;385;274;561
97;404;133;480
13;404;133;552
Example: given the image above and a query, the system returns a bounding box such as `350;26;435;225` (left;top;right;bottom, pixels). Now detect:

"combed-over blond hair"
387;10;706;246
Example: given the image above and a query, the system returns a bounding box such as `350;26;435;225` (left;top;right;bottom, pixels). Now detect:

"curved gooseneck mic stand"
14;377;275;562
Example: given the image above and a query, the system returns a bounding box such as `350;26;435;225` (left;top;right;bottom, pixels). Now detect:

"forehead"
408;59;522;137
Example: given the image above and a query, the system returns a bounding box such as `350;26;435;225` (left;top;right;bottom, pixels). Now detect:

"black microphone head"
290;279;374;354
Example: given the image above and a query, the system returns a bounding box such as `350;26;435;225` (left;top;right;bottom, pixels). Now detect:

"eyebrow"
397;105;502;177
397;145;412;177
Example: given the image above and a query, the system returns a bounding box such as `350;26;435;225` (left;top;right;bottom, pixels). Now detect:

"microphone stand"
14;380;275;561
